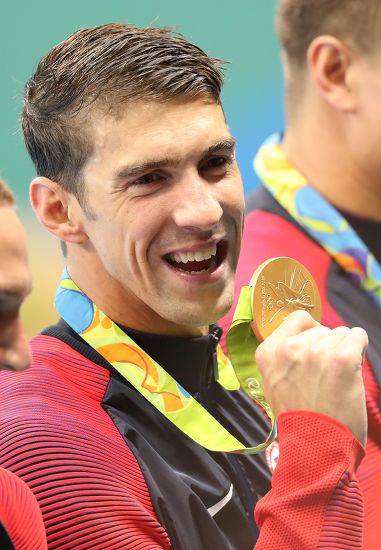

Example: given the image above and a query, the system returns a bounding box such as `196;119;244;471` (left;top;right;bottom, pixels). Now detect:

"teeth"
185;251;195;262
178;268;210;275
194;250;206;261
169;244;217;264
189;269;209;274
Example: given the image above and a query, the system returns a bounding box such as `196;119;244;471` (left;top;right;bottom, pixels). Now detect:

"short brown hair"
277;0;381;67
22;23;226;203
0;178;15;207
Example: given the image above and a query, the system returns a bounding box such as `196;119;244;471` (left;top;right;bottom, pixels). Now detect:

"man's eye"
133;173;163;185
203;156;233;173
207;157;227;168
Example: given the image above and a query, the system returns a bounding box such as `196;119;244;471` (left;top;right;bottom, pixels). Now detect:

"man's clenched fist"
254;310;368;446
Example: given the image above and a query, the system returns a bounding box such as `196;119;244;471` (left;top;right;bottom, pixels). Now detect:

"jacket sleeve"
0;467;48;550
254;411;365;550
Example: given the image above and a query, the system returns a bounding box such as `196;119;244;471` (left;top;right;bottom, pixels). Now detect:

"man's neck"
66;255;208;338
282;111;381;223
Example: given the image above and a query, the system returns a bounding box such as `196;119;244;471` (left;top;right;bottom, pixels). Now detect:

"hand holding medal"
244;257;368;446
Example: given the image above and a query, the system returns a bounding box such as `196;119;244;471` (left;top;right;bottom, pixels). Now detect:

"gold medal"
250;257;322;341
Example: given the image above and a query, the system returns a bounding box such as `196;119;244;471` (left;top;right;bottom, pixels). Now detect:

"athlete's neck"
66;255;208;338
282;100;381;223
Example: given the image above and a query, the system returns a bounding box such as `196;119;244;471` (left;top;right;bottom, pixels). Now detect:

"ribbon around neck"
55;269;276;455
226;286;273;419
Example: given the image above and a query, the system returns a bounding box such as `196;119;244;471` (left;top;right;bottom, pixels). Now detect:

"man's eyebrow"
112;158;176;185
111;137;237;186
204;138;236;156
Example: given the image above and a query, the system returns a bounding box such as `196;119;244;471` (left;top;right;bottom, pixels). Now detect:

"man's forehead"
83;99;234;188
90;98;230;154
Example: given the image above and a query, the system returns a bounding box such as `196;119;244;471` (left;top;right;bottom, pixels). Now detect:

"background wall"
1;0;283;335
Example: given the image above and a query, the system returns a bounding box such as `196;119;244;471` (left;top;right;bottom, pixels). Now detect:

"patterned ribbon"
254;135;381;308
55;270;276;455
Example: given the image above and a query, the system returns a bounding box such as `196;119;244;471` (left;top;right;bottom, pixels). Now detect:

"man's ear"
307;35;357;113
30;177;89;244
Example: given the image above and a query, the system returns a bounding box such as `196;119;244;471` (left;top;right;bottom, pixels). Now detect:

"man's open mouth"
164;241;227;275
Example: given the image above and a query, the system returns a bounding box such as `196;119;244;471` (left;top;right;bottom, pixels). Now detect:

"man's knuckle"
289;309;311;324
351;327;369;345
278;337;299;362
333;349;353;370
306;341;323;359
255;343;267;368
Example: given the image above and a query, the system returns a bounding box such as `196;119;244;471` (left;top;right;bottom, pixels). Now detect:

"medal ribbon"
55;270;276;454
254;134;381;308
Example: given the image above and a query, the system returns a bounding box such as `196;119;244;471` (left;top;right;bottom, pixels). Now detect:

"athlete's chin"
171;291;234;329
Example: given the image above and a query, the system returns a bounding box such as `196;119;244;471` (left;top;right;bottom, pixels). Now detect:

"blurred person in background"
0;23;369;549
0;179;31;372
0;177;47;549
221;1;381;547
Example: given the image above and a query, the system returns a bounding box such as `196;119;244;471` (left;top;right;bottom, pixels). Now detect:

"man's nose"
0;318;32;372
172;177;223;230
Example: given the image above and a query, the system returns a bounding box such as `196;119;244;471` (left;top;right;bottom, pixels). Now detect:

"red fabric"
357;361;381;549
317;472;362;549
221;209;381;549
0;467;47;550
255;412;364;549
0;336;171;550
0;328;367;548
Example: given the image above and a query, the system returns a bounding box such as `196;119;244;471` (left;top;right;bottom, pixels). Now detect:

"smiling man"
0;23;369;549
64;99;241;336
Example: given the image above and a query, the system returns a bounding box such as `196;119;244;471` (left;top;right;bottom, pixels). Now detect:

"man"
220;1;381;548
0;23;368;548
0;178;47;549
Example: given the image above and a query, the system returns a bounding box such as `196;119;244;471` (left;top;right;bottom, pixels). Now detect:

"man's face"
0;207;32;370
77;98;244;335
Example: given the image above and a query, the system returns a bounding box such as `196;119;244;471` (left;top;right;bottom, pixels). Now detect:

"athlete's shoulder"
0;335;110;422
0;335;118;481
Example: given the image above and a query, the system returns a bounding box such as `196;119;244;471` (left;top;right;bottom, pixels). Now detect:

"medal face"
250;257;322;341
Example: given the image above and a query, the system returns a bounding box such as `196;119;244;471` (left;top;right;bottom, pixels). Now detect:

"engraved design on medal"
267;267;315;324
250;257;322;341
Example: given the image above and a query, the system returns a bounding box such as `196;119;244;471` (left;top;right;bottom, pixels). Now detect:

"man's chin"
173;302;233;331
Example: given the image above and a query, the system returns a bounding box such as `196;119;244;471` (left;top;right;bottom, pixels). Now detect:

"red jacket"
0;322;365;549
